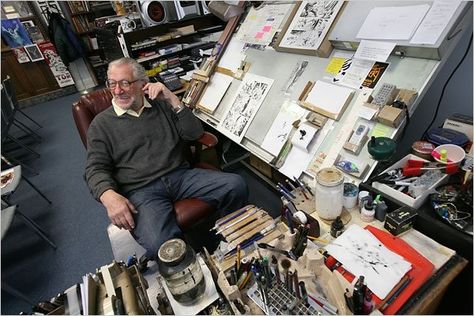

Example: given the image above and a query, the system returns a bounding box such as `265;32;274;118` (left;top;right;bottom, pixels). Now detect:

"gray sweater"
85;99;204;200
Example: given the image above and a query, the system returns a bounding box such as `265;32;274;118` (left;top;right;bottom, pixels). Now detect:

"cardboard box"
376;105;405;127
384;206;417;236
372;154;449;209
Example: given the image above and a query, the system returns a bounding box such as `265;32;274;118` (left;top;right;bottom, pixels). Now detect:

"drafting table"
193;1;472;184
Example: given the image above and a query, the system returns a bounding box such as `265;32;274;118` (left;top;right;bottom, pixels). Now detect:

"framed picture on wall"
24;43;44;62
1;18;32;48
274;0;344;57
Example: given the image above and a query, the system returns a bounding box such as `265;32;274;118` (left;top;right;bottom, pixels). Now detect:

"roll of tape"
294;211;307;224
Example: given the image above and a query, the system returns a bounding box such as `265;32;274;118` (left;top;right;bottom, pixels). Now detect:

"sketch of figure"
219;74;274;143
279;0;342;50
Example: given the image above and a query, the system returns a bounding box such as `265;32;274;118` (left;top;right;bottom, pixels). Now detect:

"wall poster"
218;73;274;143
38;41;75;87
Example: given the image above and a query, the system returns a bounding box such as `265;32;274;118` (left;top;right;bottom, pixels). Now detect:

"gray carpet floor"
1;91;282;314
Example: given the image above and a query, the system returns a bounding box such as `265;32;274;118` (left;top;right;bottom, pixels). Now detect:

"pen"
212;206;252;230
278;188;294;201
215;208;258;234
277;183;296;199
285;209;295;234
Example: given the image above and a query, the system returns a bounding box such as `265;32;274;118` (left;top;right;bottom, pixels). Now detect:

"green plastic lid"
367;136;396;161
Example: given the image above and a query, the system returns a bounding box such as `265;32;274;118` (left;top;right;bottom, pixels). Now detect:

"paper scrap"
410;1;461;45
333;59;374;90
326;57;347;75
357;5;430;40
354;40;396;62
370;123;392;138
362;61;390;89
261;100;307;156
262;25;272;32
325;225;412;299
291;122;318;151
358;105;378;120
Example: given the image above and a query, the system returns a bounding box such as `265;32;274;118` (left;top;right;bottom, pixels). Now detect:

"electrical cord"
422;33;473;139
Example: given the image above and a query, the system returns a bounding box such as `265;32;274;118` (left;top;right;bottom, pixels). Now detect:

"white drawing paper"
279;0;343;50
325;224;412;299
218;73;274;143
306;80;354;117
353;40;396;62
219;38;246;72
198;72;233;114
356;4;430;40
291;122;318;151
261;100;307;156
410;1;461;45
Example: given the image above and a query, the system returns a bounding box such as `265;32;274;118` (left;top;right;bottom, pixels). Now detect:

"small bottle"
360;199;375;222
375;200;388;222
362;289;374;314
330;216;344;238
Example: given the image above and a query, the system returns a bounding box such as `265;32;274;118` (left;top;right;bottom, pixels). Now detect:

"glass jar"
157;239;206;305
315;167;344;220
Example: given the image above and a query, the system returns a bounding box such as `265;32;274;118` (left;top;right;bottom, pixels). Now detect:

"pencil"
236;245;241;271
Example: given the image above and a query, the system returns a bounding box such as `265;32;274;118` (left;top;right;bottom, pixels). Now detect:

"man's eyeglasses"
105;79;141;90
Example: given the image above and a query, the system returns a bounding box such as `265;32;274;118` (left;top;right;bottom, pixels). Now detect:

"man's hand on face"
143;82;181;109
100;189;137;230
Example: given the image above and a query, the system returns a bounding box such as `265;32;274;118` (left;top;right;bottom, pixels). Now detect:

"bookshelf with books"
65;1;115;84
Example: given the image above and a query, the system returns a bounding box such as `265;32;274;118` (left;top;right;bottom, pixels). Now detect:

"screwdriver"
402;164;458;176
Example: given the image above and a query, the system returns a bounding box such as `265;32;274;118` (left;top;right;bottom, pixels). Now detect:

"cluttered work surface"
98;198;465;315
186;0;471;184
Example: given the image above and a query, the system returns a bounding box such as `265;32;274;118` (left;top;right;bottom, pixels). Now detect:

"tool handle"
402;166;422;177
406;159;425;167
445;164;459;174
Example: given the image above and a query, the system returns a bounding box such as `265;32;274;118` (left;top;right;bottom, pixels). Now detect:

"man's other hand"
100;189;137;230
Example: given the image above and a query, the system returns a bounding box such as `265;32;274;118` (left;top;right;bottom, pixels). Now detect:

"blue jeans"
126;167;248;259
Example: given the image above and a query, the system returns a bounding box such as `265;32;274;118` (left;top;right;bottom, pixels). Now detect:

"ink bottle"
330;216;344;238
360;199;375;222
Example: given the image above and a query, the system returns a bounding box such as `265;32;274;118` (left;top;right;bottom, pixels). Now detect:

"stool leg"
16;210;57;249
1;281;36;305
21;176;51;204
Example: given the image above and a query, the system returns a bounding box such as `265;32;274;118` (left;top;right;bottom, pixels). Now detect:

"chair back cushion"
72;89;113;148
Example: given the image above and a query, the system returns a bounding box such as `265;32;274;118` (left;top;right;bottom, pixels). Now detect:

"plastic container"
157;239;206;305
411;141;435;160
432;144;466;164
315;167;344;220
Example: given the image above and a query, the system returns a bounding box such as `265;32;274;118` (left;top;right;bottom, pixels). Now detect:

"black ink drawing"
219;74;274;143
282;60;309;94
279;0;342;50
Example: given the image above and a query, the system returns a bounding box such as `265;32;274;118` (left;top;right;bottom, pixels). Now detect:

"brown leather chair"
72;88;218;231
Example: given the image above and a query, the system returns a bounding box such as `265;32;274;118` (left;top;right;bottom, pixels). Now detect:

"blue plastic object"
426;127;469;147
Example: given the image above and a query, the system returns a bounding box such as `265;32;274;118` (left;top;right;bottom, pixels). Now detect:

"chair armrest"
198;131;218;148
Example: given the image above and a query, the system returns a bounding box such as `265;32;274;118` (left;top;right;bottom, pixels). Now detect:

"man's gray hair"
107;57;149;82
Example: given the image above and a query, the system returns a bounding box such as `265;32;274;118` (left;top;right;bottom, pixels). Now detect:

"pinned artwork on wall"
218;73;274;143
21;20;45;43
38;41;75;87
274;0;344;57
1;18;32;48
11;47;30;63
24;44;45;62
